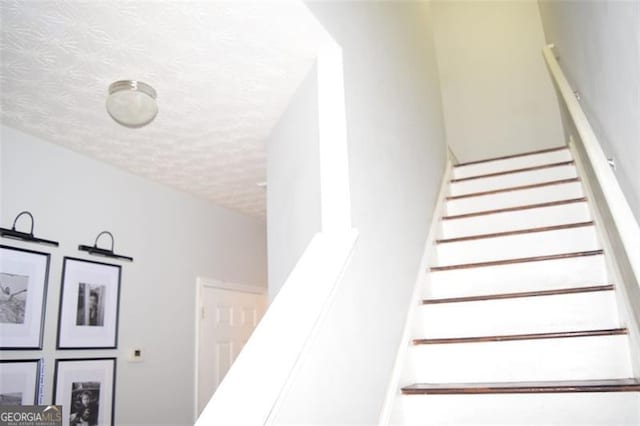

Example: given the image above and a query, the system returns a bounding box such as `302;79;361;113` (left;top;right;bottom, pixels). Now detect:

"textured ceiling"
0;1;327;216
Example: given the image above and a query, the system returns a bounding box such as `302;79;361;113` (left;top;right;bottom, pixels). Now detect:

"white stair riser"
416;291;620;338
436;226;599;265
453;149;572;180
441;202;591;238
399;393;640;425
427;255;607;299
445;181;583;215
450;165;577;196
409;335;632;383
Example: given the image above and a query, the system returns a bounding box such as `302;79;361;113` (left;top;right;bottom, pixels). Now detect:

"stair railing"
543;43;640;375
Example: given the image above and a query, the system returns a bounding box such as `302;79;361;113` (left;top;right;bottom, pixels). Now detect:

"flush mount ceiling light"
106;80;158;128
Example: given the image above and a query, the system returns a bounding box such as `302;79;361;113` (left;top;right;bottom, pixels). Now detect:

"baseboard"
377;160;453;425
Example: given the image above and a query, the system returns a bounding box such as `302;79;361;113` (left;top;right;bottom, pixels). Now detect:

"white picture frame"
53;358;116;426
0;359;43;406
0;245;50;349
57;258;121;349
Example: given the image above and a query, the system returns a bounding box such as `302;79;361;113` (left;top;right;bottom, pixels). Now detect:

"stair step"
443;197;587;220
447;177;580;199
431;249;603;272
435;225;599;265
427;253;607;299
398;392;640;425
441;198;591;239
453;146;571;180
445;180;583;215
436;221;594;244
451;161;575;183
417;287;619;339
423;284;614;304
455;146;568;167
402;378;640;395
409;334;632;382
450;163;577;196
413;328;627;345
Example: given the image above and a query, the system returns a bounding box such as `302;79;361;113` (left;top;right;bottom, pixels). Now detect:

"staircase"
396;146;640;424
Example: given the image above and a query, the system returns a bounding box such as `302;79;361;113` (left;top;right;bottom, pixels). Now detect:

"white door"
196;279;266;417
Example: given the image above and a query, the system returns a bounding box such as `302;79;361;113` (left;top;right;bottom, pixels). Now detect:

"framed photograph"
57;257;121;349
0;245;50;349
53;358;116;426
0;359;43;406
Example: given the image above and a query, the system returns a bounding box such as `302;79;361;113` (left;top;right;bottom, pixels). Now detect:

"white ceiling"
0;1;328;216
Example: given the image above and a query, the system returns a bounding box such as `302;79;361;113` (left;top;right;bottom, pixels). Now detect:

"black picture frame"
0;359;43;406
0;245;50;350
53;357;116;426
57;257;121;349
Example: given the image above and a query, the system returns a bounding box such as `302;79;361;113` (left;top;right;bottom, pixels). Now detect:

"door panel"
197;285;266;416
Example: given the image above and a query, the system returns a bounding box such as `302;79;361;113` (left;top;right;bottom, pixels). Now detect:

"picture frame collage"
1;243;123;426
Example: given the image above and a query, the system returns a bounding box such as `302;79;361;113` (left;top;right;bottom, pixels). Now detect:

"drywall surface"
538;0;640;222
0;126;267;425
266;63;321;301
431;0;565;162
272;2;447;424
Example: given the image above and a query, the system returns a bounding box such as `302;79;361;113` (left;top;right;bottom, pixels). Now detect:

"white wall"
0;126;267;425
537;0;640;223
271;2;447;423
266;63;321;301
431;0;565;162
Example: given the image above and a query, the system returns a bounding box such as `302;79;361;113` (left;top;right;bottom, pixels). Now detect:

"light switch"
128;347;144;363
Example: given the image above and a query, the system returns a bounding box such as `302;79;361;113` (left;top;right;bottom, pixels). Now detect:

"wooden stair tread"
455;146;568;168
413;328;626;345
422;284;614;305
402;379;640;394
451;161;574;183
447;177;580;200
430;250;603;272
436;221;594;244
442;197;588;220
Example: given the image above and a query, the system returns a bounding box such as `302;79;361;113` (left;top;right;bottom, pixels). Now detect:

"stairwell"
395;146;640;424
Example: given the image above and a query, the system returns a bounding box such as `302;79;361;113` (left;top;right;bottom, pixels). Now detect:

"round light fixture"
106;80;158;128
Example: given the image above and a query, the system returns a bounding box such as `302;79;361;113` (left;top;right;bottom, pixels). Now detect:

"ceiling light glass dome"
106;80;158;128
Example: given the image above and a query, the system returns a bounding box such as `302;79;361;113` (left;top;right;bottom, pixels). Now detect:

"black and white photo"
0;392;22;406
0;272;28;324
0;359;42;406
54;358;116;426
0;246;50;349
76;283;105;327
57;257;121;349
69;382;100;426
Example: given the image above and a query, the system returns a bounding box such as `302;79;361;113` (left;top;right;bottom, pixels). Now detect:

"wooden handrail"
542;44;640;287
